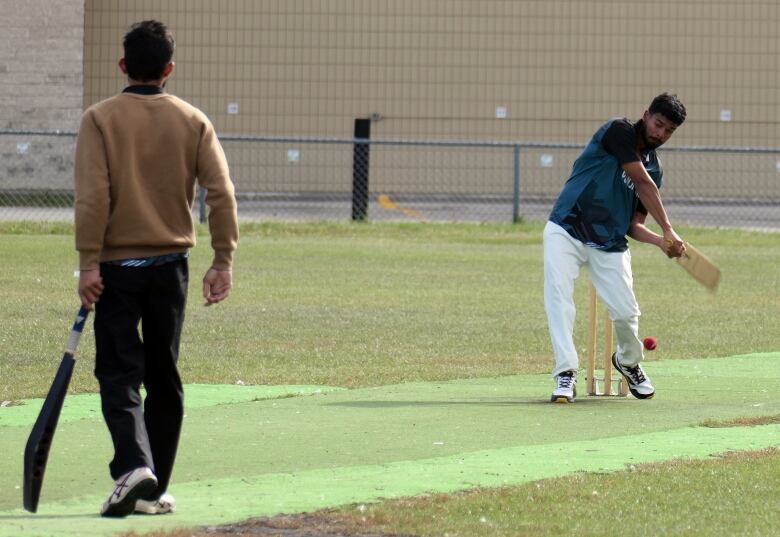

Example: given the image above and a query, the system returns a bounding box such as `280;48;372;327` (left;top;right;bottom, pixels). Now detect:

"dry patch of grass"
702;414;780;428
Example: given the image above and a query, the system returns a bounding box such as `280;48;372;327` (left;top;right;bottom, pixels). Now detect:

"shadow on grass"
0;514;100;520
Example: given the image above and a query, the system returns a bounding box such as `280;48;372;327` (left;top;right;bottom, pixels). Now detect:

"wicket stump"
586;284;628;396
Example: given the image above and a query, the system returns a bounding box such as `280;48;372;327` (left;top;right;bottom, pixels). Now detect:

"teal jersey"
549;118;662;252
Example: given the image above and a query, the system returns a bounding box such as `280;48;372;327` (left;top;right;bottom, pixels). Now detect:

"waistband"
103;252;189;268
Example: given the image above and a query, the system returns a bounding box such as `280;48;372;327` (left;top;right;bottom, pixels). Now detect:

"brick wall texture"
0;0;83;190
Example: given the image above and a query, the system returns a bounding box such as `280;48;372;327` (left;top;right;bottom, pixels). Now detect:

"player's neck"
126;77;166;88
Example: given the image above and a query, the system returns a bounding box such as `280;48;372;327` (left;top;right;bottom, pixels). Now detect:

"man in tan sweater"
74;20;238;517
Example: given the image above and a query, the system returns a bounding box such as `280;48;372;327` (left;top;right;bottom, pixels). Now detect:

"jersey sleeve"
195;117;239;270
74;108;110;270
601;119;641;164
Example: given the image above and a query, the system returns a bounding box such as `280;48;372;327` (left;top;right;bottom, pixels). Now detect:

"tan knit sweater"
74;91;238;271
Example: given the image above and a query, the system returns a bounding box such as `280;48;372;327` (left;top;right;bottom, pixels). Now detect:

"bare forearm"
623;161;672;232
628;222;663;247
634;180;672;232
622;161;685;257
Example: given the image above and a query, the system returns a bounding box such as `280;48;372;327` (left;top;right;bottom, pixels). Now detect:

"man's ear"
162;62;175;78
118;58;128;74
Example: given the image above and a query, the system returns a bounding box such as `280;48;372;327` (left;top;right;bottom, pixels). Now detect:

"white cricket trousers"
543;221;644;377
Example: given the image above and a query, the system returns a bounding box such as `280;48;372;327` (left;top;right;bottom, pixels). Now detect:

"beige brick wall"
79;1;780;201
0;0;84;130
83;0;780;148
1;1;776;214
0;0;83;191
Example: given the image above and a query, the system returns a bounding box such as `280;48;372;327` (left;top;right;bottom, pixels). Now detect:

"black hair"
649;93;686;126
123;20;175;82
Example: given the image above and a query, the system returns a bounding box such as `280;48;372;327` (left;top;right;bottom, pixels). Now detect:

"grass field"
1;221;778;536
320;448;780;537
174;448;777;537
2;221;778;400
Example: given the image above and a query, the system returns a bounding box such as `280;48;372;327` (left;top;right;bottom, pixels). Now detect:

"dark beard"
640;122;663;150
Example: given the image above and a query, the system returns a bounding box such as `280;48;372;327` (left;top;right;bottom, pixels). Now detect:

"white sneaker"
100;467;158;518
135;492;176;514
551;370;577;403
612;353;655;399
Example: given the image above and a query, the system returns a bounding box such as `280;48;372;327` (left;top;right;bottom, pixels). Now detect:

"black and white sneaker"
100;467;158;518
611;353;655;399
550;370;577;403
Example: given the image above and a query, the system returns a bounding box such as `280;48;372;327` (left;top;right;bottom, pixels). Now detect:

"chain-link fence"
2;129;780;230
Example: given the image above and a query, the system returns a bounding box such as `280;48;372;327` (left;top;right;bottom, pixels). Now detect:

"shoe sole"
101;477;158;518
611;354;655;400
134;506;175;515
135;501;175;515
550;380;576;404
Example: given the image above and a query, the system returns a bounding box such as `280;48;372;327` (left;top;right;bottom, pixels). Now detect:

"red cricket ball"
643;337;657;351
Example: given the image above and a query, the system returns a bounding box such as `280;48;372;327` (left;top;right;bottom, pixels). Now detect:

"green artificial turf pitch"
0;353;778;537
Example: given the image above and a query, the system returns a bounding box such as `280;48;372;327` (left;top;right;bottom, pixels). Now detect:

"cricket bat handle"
65;306;90;355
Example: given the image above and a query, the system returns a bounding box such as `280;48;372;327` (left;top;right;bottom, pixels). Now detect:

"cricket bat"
676;242;721;291
23;306;89;513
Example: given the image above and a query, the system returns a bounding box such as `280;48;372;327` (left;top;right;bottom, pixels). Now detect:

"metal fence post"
512;145;521;223
352;119;371;221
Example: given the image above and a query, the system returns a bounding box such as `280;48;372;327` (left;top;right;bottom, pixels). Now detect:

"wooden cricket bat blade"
675;242;721;291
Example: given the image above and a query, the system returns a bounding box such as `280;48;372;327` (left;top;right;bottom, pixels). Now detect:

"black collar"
123;85;164;95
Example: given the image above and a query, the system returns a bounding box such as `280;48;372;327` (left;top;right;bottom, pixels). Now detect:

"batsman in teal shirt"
549;118;663;252
544;93;687;404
